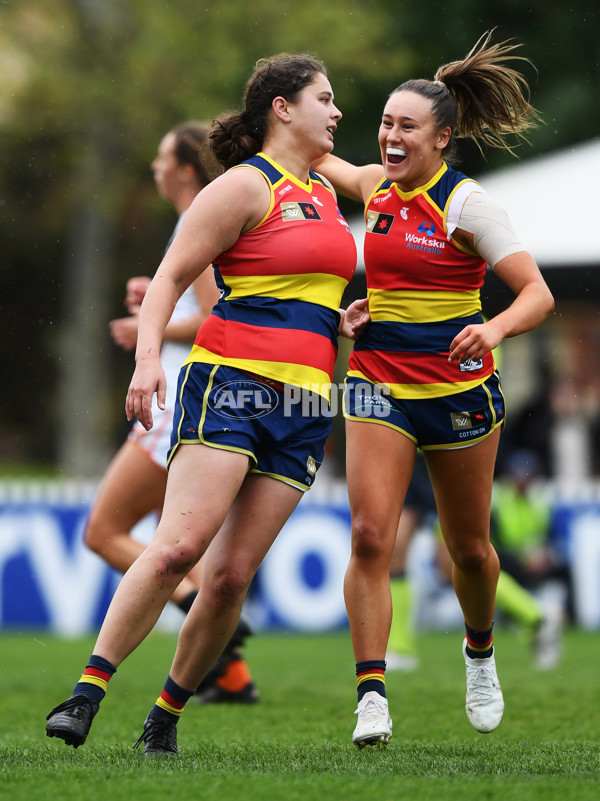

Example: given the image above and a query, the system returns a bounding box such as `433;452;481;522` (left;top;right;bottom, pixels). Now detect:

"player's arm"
126;168;270;428
449;193;554;363
312;154;383;204
161;270;221;344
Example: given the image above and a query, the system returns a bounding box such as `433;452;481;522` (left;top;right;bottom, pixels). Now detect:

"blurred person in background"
46;53;368;756
84;121;258;705
489;449;569;666
386;454;436;672
315;31;554;746
389;448;565;673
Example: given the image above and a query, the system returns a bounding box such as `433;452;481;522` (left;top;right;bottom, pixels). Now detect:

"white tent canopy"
349;138;600;269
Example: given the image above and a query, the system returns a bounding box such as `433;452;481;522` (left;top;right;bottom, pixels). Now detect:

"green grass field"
0;628;598;801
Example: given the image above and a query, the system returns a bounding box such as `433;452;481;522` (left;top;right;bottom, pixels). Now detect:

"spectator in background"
500;368;598;482
490;449;570;666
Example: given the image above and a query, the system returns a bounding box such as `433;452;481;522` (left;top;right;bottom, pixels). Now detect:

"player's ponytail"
391;30;541;162
211;53;327;170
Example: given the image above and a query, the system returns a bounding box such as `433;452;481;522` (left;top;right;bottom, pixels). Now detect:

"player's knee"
210;567;251;609
449;539;490;572
351;518;392;562
153;543;200;579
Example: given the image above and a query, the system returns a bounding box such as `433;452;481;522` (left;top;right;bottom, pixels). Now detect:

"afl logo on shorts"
208;380;280;419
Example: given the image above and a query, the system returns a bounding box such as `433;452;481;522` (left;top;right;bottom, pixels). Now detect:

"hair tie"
240;110;252;125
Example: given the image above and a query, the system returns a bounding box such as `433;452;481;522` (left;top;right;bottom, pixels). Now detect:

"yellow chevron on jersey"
371;163;478;232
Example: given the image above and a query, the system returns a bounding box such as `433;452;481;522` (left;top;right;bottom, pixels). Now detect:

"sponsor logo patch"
366;210;394;234
450;407;488;431
281;202;322;221
418;220;436;236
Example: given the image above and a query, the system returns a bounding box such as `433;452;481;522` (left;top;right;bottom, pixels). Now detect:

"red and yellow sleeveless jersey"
184;153;357;397
348;162;495;399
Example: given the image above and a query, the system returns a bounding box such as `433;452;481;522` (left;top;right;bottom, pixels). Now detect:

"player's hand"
109;316;139;351
125;276;152;315
448;319;502;363
125;357;166;430
340;297;370;340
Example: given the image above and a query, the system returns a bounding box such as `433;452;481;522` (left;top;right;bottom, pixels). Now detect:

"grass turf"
0;628;598;800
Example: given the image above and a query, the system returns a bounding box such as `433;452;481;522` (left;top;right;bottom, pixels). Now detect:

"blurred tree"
0;0;598;475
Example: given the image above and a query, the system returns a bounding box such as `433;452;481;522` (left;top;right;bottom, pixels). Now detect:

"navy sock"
465;623;494;659
72;654;117;703
356;660;386;702
177;590;198;614
149;675;195;723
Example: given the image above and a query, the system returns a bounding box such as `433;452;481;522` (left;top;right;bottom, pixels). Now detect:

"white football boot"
352;691;393;748
463;638;504;733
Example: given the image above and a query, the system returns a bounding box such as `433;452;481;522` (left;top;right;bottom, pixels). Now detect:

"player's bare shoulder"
191;162;271;234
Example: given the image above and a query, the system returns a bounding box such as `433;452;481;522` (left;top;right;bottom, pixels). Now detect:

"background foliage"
1;0;599;475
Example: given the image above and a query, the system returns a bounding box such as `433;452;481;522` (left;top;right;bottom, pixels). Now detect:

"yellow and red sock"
151;675;195;723
356;660;386;702
73;654;116;703
465;623;494;659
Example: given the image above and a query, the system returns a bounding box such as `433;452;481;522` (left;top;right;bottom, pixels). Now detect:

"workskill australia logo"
417;220;436;236
208;380;280;419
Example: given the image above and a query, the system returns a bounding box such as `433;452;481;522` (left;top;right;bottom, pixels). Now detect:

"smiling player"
315;31;554;745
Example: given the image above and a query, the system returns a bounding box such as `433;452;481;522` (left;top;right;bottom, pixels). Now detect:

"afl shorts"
343;371;505;450
168;362;332;491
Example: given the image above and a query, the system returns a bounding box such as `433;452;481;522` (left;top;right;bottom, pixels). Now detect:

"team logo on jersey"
418;220;436;236
450;407;488;430
366;210;394;235
400;206;409;220
458;357;484;372
281;202;322;221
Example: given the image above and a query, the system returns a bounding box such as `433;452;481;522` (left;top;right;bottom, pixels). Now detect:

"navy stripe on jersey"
354;313;484;353
244;154;284;184
426;167;470;211
210;296;340;344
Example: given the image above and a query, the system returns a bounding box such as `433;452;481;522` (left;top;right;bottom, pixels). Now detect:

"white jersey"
128;214;207;468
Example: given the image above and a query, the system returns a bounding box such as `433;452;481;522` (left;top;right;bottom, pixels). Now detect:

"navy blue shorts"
168;362;332;491
343;372;505;450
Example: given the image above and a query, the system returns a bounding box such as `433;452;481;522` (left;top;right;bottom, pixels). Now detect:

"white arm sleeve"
456;192;525;268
